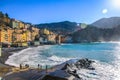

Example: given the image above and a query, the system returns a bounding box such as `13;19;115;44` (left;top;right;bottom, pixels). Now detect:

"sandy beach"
0;47;57;80
0;45;112;80
0;47;27;77
0;47;27;65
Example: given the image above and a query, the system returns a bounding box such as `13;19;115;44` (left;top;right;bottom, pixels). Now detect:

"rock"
75;58;95;70
41;70;74;80
61;63;71;70
42;75;68;80
41;58;95;80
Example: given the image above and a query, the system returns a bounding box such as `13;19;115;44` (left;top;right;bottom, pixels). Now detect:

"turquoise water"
42;43;115;63
5;42;120;80
6;42;120;66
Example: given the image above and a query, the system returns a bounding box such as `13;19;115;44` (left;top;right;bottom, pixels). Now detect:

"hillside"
36;21;81;35
72;25;120;43
36;17;120;43
91;17;120;28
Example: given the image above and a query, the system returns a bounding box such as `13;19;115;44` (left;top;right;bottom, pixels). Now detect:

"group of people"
19;64;43;70
19;64;49;74
19;64;30;69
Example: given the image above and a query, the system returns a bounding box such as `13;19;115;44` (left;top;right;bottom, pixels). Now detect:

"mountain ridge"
36;17;120;42
91;17;120;28
36;21;81;35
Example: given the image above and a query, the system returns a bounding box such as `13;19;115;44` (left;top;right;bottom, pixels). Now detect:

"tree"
0;11;4;18
5;13;9;18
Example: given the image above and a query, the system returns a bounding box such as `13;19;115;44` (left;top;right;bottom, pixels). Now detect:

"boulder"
41;58;95;80
75;58;95;70
42;70;74;80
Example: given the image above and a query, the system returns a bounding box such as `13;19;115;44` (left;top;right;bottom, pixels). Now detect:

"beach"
0;47;27;65
0;47;27;77
1;43;120;80
0;46;57;80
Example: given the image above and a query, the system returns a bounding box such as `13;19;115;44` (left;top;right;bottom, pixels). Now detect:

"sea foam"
5;45;52;67
5;43;120;80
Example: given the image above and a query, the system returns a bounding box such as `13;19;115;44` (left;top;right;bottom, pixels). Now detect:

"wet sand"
0;47;27;64
0;47;60;80
0;47;27;77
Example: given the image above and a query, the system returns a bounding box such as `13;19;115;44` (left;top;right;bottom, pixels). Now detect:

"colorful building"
19;22;25;29
0;26;13;46
47;32;57;43
39;29;57;44
7;27;13;44
10;19;19;29
0;12;60;47
31;27;40;41
41;28;50;35
12;29;28;47
3;16;10;25
26;30;32;42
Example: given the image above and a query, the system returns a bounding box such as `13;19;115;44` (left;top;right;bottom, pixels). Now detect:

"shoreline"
0;45;55;68
0;47;28;65
0;45;55;78
0;46;63;80
0;43;118;80
0;47;28;77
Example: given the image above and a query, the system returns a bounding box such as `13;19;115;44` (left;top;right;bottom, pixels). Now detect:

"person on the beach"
38;64;39;68
20;64;22;69
25;64;29;68
46;65;48;74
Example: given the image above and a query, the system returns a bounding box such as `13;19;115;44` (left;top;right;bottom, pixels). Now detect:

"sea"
5;42;120;80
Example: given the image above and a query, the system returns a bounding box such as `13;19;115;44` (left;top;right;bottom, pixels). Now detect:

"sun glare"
111;0;120;9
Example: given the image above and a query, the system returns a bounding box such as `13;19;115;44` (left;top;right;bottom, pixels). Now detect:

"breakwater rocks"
42;58;95;80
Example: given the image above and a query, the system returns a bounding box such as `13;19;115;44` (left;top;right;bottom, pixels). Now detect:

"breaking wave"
5;45;72;67
5;42;120;80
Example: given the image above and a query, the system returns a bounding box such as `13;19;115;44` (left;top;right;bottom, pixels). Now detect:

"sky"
0;0;120;24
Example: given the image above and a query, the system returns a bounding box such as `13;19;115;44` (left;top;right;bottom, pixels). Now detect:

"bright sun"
111;0;120;9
